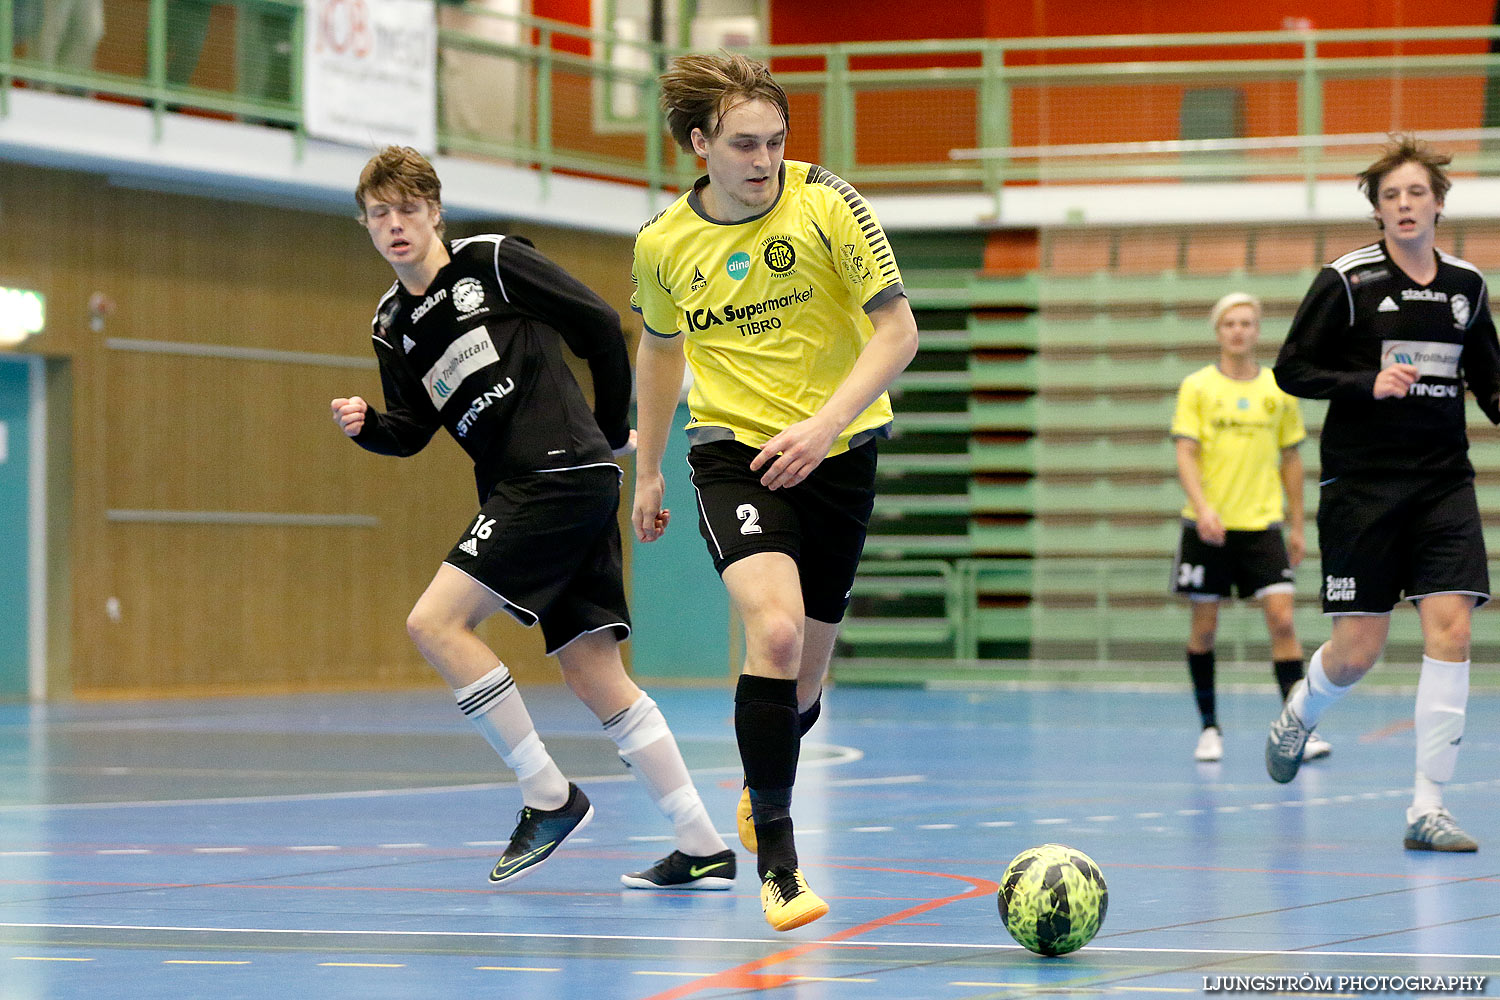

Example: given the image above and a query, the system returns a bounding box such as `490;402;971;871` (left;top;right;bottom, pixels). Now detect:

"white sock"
604;694;727;857
1408;655;1468;822
455;663;569;810
1289;645;1354;727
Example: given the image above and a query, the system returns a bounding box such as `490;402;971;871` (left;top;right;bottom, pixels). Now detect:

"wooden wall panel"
0;163;639;698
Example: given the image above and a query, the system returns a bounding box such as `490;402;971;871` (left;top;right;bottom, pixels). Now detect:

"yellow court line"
163;960;252;965
317;962;405;968
474;966;561;972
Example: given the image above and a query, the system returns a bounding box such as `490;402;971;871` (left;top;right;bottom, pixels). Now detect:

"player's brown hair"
1357;134;1452;220
356;146;445;234
659;52;790;155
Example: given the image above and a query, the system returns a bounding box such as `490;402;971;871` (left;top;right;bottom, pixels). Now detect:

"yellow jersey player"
1172;292;1329;764
630;53;918;930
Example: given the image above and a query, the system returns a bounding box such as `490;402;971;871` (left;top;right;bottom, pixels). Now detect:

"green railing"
7;3;1500;199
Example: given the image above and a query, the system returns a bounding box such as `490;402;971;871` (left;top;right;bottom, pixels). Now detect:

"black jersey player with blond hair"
630;53;919;931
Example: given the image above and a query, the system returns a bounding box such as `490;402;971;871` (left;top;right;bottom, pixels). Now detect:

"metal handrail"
7;4;1500;196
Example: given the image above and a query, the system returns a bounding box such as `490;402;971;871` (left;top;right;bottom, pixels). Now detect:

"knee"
405;601;451;652
1429;617;1472;660
753;613;803;671
1188;626;1216;652
1265;613;1297;645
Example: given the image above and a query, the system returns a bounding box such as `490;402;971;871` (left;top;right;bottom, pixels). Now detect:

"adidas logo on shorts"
459;537;479;557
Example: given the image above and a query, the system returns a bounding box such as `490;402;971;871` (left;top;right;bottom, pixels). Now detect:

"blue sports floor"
1;682;1496;999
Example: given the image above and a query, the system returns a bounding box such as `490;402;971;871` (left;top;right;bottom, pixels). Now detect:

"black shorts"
686;439;877;624
1317;473;1489;614
443;465;631;654
1172;522;1296;600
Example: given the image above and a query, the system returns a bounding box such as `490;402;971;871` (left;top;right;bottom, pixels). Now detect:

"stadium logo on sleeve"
762;237;797;275
726;252;751;281
453;277;486;317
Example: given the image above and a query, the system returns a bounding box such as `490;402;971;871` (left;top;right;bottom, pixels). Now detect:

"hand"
1287;526;1306;568
1373;363;1419;399
331;396;367;437
1195;509;1226;547
612;429;639;458
749;417;840;490
632;470;672;542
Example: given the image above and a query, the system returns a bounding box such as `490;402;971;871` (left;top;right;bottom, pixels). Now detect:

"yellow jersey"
631;160;905;455
1171;364;1306;530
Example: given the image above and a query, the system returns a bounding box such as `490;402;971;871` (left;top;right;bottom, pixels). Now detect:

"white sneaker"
1194;726;1223;762
1303;732;1332;761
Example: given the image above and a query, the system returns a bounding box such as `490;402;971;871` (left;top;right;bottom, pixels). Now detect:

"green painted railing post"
148;0;167;140
536;27;552;197
291;1;305;160
0;0;13;118
822;46;849;175
1299;33;1323;212
981;42;1010;216
644;53;664;207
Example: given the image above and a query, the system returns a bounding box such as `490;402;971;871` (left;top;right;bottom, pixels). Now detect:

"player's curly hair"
659;52;790;155
1357;134;1452;224
356;146;445;235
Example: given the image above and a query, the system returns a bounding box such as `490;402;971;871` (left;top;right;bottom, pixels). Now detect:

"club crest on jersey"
1452;293;1471;328
761;237;797;276
453;277;486;316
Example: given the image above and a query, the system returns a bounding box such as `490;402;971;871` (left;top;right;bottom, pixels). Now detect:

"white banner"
303;0;437;152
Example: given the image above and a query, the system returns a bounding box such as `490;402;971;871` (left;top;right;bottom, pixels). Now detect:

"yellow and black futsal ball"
998;843;1108;956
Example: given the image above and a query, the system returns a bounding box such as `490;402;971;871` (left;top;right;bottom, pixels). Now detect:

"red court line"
1360;718;1414;743
637;865;1000;1000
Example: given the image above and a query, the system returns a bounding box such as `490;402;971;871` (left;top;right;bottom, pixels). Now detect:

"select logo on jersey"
725;252;751;281
762;237;796;275
423;327;501;408
1452;293;1471;328
1381;340;1461;379
691;266;707;291
453;277;486;316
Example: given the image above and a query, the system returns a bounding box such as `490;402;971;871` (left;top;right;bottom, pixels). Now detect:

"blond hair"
659;52;790;154
1210;292;1261;331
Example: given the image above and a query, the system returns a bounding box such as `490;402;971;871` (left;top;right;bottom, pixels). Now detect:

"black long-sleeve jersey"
353;234;632;501
1273;241;1500;478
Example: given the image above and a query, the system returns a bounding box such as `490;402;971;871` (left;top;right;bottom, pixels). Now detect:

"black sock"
735;674;800;876
798;693;822;736
1188;650;1217;729
1273;658;1304;701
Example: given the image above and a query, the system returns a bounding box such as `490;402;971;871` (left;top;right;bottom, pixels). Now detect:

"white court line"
0;747;863;813
0;922;1495;960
